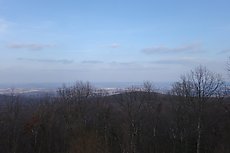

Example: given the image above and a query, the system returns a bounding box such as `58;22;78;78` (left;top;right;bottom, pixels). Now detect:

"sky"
0;0;230;84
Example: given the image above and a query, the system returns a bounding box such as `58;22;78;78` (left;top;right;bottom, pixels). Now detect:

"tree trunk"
196;117;201;153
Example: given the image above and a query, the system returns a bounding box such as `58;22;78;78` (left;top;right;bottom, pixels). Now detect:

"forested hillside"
0;66;229;153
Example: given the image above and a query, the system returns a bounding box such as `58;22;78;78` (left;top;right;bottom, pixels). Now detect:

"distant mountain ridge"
0;81;172;89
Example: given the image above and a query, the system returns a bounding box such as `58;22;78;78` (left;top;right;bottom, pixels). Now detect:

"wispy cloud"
108;61;165;71
82;60;103;64
109;43;120;48
218;49;230;54
17;58;73;64
152;57;198;65
8;43;56;51
110;61;139;66
142;43;202;54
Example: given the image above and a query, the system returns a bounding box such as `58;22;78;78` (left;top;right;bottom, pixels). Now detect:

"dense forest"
0;66;230;153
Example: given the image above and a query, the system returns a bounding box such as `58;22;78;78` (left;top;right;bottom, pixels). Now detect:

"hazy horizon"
0;81;173;90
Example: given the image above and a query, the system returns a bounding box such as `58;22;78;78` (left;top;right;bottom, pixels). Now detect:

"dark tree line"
0;66;229;153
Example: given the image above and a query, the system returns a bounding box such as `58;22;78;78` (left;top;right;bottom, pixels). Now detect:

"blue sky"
0;0;229;84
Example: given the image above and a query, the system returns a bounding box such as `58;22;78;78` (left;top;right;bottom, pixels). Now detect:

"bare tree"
172;65;224;153
143;81;154;93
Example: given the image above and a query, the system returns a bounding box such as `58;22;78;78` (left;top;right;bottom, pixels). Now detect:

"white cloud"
142;43;202;54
